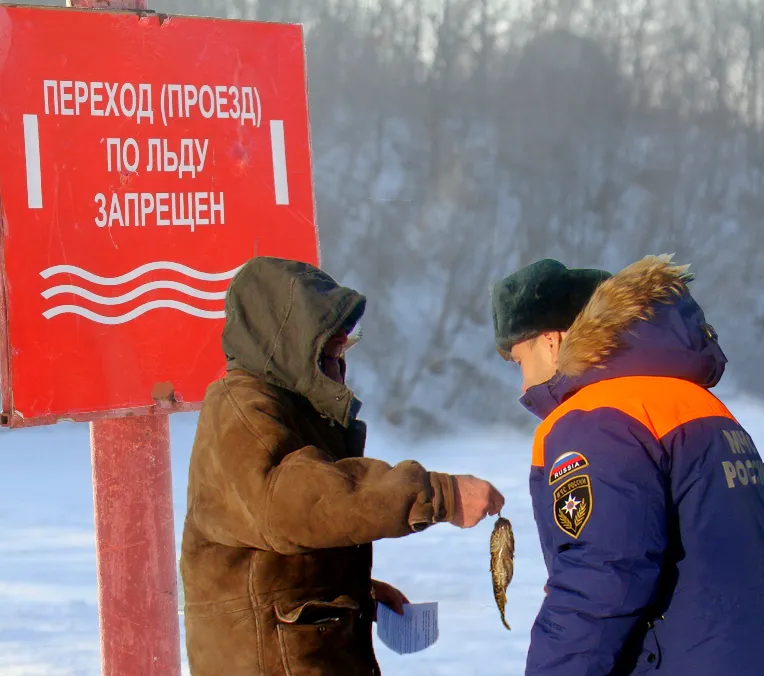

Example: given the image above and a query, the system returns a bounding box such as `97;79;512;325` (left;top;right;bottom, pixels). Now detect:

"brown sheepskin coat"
180;258;455;675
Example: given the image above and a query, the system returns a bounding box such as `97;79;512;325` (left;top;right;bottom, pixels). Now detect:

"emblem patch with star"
553;474;593;539
548;451;589;485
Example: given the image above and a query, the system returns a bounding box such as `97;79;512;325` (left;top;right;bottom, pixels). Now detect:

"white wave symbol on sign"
40;262;243;325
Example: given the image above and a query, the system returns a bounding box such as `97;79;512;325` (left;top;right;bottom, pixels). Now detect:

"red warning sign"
0;6;319;425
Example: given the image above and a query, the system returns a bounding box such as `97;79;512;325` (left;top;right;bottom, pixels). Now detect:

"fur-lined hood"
558;255;694;376
522;255;728;419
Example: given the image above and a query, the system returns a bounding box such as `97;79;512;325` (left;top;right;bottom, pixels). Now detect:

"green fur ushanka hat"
491;259;612;353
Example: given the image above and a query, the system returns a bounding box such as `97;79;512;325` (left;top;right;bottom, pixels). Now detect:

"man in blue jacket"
491;254;764;674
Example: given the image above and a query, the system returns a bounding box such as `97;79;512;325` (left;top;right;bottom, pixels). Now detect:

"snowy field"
1;393;762;675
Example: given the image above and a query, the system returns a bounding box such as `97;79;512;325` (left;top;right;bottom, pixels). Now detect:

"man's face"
509;332;565;393
322;329;349;383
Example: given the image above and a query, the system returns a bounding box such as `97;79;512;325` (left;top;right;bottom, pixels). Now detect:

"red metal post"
90;416;181;676
66;1;181;675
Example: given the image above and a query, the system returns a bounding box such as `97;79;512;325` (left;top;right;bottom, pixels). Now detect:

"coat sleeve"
525;409;668;676
189;382;456;555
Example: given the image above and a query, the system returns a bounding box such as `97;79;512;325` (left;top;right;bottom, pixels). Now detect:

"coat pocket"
184;600;259;675
275;597;363;676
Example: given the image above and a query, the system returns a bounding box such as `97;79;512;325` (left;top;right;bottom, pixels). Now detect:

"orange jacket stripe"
531;376;738;467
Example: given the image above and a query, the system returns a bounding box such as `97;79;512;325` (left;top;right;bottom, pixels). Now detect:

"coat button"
647;653;656;664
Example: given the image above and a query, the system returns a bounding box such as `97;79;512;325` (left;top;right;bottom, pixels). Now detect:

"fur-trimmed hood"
558;255;696;376
522;255;728;419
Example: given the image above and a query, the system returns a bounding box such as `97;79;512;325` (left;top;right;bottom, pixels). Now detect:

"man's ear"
549;331;566;365
539;331;564;364
540;332;559;349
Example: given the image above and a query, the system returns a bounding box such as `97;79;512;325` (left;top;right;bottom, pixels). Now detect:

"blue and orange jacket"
521;256;764;675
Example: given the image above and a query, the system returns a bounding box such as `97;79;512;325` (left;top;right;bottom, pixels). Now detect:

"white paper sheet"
376;602;439;655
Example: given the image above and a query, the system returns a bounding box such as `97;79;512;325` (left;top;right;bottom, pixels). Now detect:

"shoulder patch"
553;474;593;539
549;451;589;485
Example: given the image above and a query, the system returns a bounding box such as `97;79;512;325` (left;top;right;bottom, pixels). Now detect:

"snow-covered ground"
1;393;763;675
